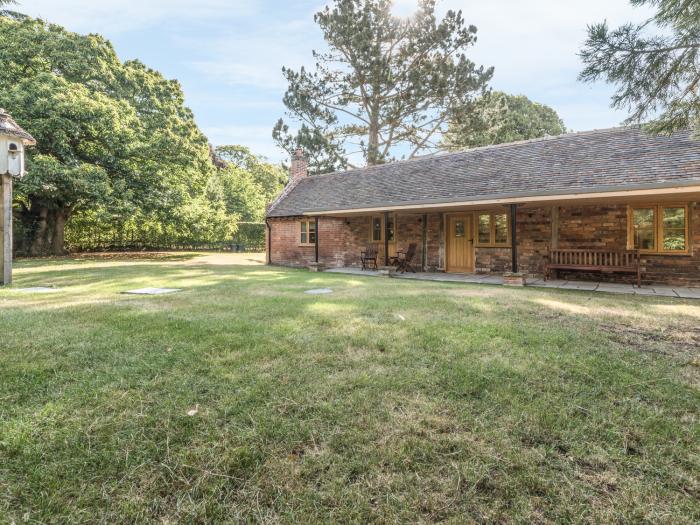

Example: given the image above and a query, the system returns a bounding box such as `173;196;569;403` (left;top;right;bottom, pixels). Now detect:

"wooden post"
383;211;389;266
510;204;518;273
438;212;446;270
314;216;319;263
551;205;559;249
1;174;12;285
421;214;428;272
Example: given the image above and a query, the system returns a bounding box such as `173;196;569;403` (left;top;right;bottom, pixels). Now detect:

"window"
300;219;316;245
476;212;510;246
455;220;465;238
628;204;688;254
371;217;382;242
370;215;396;242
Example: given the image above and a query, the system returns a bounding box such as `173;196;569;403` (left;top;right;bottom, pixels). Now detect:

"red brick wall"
268;203;700;285
554;203;700;285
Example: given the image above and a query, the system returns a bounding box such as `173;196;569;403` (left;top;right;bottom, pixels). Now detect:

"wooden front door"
447;214;474;272
370;215;397;262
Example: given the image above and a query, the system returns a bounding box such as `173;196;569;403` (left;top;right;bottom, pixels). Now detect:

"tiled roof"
267;127;700;217
0;108;36;145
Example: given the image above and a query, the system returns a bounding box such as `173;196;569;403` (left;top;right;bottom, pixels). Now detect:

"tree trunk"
53;210;67;255
16;200;71;256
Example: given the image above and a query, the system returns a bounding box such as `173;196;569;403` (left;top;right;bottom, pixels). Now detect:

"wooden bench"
544;249;642;287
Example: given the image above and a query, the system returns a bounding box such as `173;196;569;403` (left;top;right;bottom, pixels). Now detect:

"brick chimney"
289;147;308;184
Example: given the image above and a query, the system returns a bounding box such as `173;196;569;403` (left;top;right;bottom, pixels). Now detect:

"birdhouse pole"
0;109;36;285
1;173;13;284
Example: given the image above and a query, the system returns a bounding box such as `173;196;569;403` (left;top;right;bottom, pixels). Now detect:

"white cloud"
16;0;662;148
17;0;260;33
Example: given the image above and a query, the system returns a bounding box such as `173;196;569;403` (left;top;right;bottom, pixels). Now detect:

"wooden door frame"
445;212;475;273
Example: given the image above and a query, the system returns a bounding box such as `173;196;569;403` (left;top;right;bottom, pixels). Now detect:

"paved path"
325;267;700;299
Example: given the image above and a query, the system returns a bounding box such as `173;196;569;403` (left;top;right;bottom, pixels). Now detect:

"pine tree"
579;0;700;135
273;0;492;173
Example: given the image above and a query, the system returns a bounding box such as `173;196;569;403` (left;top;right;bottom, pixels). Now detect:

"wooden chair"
360;244;378;270
393;243;418;273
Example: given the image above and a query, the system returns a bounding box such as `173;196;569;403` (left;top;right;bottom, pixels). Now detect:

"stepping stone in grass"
305;288;333;295
123;288;182;295
16;287;61;293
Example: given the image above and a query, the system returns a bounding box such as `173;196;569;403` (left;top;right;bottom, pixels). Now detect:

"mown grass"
1;253;698;524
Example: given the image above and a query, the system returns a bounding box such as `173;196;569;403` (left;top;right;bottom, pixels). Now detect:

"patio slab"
596;283;637;294
561;281;600;291
648;286;680;297
674;287;700;299
322;267;700;299
123;288;182;295
305;288;333;295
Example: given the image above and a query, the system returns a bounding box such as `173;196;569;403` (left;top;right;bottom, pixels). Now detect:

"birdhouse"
1;108;35;285
0;108;35;178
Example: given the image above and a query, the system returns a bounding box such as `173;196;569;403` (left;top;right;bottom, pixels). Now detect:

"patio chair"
393;243;417;273
360;244;379;270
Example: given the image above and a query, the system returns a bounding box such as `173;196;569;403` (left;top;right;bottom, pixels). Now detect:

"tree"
214;145;287;205
0;0;16;14
0;14;212;255
579;0;700;136
273;0;492;173
443;91;566;150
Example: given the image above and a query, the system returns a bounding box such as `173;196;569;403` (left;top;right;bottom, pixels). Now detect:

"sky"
16;0;654;163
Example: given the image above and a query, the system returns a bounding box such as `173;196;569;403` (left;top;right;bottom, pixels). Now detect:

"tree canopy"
0;14;214;254
443;91;566;150
579;0;700;136
273;0;492;173
207;146;286;223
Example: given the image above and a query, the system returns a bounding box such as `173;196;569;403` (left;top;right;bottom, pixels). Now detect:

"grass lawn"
1;253;699;524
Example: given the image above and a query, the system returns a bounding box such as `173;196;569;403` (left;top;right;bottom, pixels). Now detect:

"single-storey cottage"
265;127;700;286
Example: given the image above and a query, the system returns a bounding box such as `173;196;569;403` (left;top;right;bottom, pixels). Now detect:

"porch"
295;197;699;287
324;266;700;299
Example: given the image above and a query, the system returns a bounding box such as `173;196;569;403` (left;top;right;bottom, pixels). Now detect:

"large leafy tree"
443;91;566;150
273;0;492;173
579;0;700;135
0;14;212;255
214;145;287;207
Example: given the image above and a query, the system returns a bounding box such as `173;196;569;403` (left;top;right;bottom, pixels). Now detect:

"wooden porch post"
551;206;559;249
421;214;428;272
314;216;319;263
510;204;518;273
383;211;389;266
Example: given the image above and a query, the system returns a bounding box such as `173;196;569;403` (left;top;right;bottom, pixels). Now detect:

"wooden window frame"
627;204;690;255
474;211;511;248
299;219;316;246
369;214;397;243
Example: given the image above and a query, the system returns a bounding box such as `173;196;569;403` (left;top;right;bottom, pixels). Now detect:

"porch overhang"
301;181;700;216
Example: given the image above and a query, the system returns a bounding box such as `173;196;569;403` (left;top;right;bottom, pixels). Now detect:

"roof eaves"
292;179;700;216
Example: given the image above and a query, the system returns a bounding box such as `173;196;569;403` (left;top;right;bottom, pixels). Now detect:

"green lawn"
1;253;698;524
